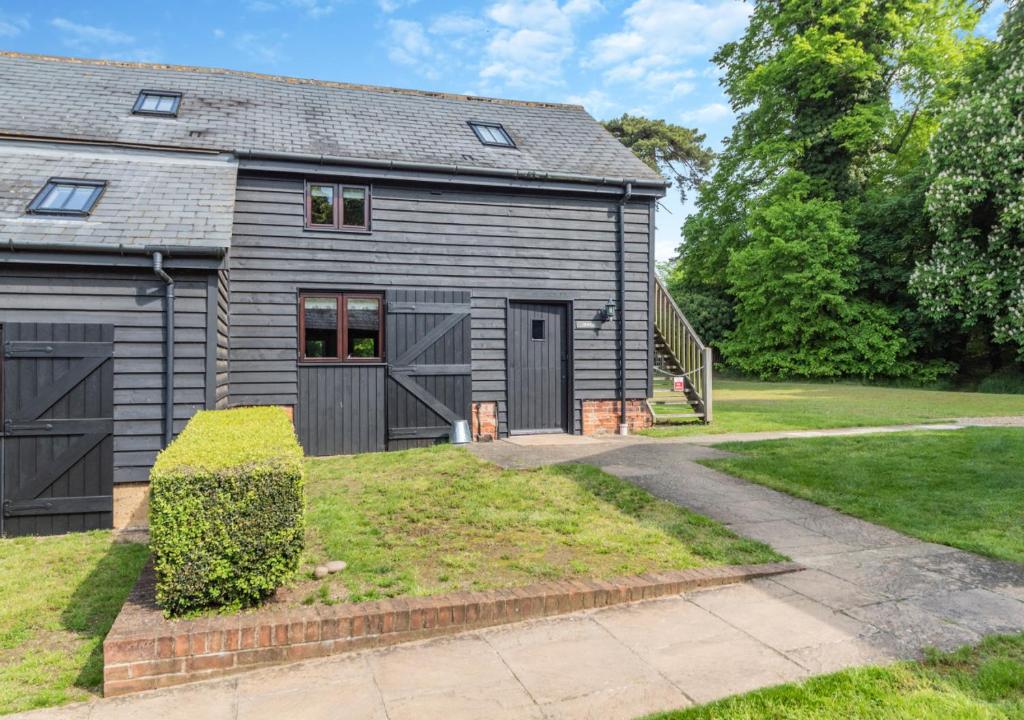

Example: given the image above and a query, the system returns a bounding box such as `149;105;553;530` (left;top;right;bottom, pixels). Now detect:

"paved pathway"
16;430;1024;720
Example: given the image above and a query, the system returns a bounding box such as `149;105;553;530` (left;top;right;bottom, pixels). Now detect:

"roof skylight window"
133;90;182;116
469;121;515;148
27;179;106;216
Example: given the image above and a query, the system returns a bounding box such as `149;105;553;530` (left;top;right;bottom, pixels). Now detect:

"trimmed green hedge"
149;407;305;616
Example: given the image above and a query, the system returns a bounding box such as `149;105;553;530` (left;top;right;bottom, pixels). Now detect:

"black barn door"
386;289;472;450
1;323;114;536
508;302;568;434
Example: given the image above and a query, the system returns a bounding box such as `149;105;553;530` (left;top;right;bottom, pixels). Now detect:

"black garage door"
0;322;114;536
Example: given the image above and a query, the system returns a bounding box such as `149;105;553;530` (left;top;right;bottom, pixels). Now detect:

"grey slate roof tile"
0;52;663;183
0;141;236;250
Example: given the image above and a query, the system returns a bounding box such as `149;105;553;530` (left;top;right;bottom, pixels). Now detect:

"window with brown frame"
299;292;383;362
304;182;369;230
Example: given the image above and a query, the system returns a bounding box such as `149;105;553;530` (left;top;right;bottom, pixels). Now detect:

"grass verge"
702;427;1024;563
641;378;1024;437
300;445;783;604
645;633;1024;719
0;532;148;715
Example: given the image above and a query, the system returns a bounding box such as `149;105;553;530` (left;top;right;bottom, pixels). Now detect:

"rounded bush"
149;406;305;616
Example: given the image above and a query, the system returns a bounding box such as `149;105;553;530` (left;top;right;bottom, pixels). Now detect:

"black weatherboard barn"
0;51;689;537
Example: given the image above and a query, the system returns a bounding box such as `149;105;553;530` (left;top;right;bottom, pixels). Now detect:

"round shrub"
149;406;305;616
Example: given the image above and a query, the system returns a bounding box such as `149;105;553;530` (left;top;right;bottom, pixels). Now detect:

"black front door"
507;302;568;434
1;322;114;536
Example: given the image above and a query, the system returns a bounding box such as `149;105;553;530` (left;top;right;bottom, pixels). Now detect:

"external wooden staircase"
650;276;713;423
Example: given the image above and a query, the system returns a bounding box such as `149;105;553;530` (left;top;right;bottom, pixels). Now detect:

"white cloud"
50;17;135;46
586;0;749;91
564;89;618;118
287;0;339;18
234;32;286;64
0;13;29;38
479;0;602;90
430;13;486;36
679;101;732;125
213;28;225;39
247;0;277;11
378;0;418;13
386;19;437;76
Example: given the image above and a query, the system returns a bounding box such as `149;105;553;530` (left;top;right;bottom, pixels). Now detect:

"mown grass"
702;427;1024;563
641;378;1024;437
0;532;148;715
301;445;783;604
646;633;1024;719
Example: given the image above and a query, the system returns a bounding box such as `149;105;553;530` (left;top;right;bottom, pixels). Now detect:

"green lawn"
300;445;783;604
642;378;1024;437
0;532;148;715
646;633;1024;719
703;427;1024;563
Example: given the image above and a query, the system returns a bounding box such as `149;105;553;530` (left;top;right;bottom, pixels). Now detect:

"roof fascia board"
0;249;222;270
237;158;667;198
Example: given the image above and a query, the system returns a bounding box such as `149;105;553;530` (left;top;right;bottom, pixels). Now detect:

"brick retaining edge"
104;561;803;696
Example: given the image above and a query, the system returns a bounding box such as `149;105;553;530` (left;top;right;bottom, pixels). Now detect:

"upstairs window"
27;179;106;216
133;90;182;116
305;182;369;231
469;121;515;148
299;292;383;362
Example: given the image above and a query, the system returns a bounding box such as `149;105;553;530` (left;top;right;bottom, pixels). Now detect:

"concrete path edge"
104;561;803;697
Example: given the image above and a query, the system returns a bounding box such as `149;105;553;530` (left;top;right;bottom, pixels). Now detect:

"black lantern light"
601;297;617;323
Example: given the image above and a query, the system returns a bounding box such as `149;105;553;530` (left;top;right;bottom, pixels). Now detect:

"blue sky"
0;0;1009;261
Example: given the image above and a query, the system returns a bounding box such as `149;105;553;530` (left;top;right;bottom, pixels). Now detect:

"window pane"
531;319;545;340
341;187;366;227
483;126;502;143
309;185;335;226
65;186;96;211
303;297;338;358
156;96;176;112
347;297;380;358
39;185;73;210
140;94;160;111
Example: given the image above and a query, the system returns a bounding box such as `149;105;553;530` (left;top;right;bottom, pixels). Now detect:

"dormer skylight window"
133;90;182;116
27;179;106;216
469;121;515;148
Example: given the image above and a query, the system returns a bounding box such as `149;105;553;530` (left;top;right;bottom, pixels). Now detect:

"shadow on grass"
62;541;149;692
549;462;784;566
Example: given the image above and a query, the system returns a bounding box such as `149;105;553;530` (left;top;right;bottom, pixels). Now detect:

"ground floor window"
299;292;383;362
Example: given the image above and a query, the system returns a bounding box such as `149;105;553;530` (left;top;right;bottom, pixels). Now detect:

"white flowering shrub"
914;3;1024;352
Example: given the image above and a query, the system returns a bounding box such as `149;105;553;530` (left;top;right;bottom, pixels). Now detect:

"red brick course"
103;561;801;697
471;401;498;440
582;399;654;435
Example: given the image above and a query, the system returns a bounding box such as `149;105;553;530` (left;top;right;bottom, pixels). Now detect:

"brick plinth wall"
471;401;498;440
103;561;801;696
582;399;654;435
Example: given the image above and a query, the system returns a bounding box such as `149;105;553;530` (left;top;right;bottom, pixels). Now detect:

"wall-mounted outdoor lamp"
600;297;617;323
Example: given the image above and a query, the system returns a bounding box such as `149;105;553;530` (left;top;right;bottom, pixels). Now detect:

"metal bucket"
450;419;472;445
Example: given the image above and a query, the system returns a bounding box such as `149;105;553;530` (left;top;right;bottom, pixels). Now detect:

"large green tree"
913;1;1024;357
671;0;982;378
602;115;714;203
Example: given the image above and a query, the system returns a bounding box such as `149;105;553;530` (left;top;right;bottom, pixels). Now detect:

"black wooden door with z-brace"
385;289;472;450
0;322;114;536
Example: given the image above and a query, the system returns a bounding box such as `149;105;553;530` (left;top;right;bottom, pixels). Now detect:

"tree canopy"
912;1;1024;355
601;114;714;203
667;0;985;380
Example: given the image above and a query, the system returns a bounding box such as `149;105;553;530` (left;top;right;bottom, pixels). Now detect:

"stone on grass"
326;560;348;574
314;565;329;579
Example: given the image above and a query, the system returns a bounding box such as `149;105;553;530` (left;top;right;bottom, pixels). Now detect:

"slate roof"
0;52;665;184
0;141;237;249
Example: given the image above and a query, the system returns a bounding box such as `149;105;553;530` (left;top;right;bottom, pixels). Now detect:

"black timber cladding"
296;365;386;456
1;322;113;536
0;266;216;482
228;174;654;436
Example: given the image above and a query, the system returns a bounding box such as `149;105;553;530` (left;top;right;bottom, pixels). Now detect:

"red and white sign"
673;376;685;392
